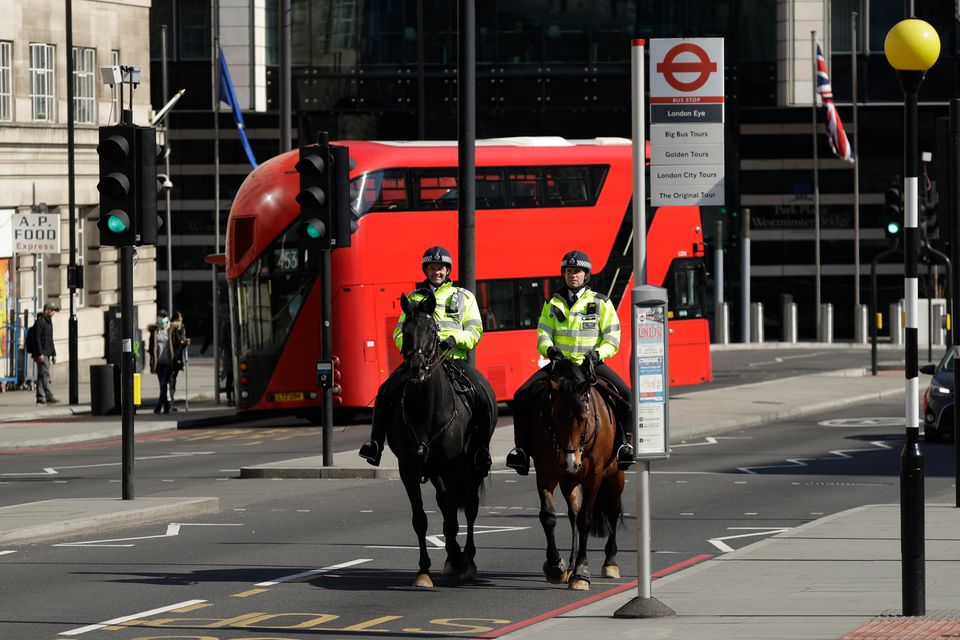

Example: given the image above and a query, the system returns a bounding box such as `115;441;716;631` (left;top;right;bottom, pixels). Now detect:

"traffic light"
884;178;903;243
330;144;353;249
295;141;331;249
96;125;138;246
331;354;342;396
919;181;939;244
135;126;158;245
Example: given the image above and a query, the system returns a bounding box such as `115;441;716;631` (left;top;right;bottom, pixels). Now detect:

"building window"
76;212;85;307
29;43;55;122
178;2;210;60
72;46;96;124
0;41;11;121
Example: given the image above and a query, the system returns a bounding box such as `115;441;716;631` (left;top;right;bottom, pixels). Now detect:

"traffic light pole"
321;246;333;467
121;244;135;499
871;242;901;375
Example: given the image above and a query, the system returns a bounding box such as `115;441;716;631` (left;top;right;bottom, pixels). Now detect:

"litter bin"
90;364;117;415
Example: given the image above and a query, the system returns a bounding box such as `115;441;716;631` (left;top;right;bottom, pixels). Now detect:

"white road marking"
737;439;894;474
708;527;792;553
54;523;242;548
255;558;372;586
748;352;825;368
1;452;215;477
368;525;531;550
59;599;207;636
0;550;17;556
818;417;905;428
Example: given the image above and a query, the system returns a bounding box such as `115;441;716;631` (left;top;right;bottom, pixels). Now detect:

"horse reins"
540;384;600;458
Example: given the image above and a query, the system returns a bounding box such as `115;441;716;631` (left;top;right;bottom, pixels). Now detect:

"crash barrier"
714;302;729;345
750;302;764;343
1;312;33;391
818;303;834;344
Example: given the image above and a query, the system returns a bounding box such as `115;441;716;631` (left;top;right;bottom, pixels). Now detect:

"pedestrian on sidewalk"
169;310;190;409
149;310;174;414
27;302;59;405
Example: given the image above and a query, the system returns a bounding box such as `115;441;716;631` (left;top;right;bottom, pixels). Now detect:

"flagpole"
812;31;822;337
211;0;221;404
852;12;862;335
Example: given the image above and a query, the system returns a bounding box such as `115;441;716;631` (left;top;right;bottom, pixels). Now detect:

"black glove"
584;350;601;366
442;335;457;350
546;346;562;361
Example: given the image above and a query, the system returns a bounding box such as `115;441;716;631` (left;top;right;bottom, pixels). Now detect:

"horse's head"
400;290;440;384
545;358;594;474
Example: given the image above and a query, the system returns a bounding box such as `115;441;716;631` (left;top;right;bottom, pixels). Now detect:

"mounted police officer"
359;246;494;472
506;250;635;475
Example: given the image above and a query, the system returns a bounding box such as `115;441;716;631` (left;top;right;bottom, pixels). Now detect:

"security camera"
157;174;174;190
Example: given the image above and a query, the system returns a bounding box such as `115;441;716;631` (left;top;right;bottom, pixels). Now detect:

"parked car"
921;350;956;443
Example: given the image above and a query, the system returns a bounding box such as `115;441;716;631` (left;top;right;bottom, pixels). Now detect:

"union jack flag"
815;43;854;164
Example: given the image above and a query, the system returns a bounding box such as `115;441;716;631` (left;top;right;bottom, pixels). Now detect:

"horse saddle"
592;376;628;418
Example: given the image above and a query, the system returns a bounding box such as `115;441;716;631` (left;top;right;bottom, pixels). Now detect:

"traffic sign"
651;183;725;207
651;165;725;186
650;38;725;108
650;123;724;145
651;144;724;165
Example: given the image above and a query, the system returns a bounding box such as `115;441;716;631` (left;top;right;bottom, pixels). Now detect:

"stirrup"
358;440;382;466
505;448;530;476
616;443;635;469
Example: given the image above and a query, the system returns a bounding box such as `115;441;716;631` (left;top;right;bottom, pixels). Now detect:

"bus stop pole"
321;245;333;467
615;38;674;620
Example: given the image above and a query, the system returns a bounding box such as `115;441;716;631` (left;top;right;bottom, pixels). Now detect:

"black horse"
386;291;498;587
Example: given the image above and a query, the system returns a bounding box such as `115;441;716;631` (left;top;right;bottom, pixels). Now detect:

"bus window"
475;277;562;332
508;168;542;208
665;258;706;319
477;170;506;208
351;169;408;217
413;168;458;209
543;166;599;207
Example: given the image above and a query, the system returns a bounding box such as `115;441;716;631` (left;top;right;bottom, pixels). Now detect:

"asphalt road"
2;395;956;640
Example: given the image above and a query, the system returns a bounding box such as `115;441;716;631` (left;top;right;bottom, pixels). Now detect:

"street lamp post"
884;17;940;618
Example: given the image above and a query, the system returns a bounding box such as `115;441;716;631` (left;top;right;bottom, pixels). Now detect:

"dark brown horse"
528;357;625;590
385;291;498;588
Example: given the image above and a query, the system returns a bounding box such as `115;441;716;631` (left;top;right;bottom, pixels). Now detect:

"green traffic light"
305;223;321;239
887;221;901;235
107;214;128;233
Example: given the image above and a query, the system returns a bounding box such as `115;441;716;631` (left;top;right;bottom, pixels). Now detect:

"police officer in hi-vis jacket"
506;250;635;475
359;246;493;470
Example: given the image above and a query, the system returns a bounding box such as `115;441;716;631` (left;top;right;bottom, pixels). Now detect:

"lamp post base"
614;596;675;619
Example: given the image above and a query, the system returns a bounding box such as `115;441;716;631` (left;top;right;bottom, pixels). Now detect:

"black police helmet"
422;246;454;275
560;250;592;279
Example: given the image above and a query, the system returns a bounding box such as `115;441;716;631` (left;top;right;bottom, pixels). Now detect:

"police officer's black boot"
614;402;635;470
505;447;530;475
359;410;386;466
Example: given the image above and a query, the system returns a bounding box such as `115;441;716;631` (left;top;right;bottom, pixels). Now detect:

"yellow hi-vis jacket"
536;288;621;364
393;280;483;360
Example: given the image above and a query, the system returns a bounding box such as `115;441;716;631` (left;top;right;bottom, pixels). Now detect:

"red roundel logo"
656;43;717;92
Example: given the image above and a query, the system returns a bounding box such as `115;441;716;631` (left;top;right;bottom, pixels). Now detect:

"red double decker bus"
226;137;711;414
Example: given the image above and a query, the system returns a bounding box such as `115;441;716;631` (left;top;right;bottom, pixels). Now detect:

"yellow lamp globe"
884;19;941;71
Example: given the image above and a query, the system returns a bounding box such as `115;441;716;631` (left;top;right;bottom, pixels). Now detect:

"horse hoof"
602;564;621;579
461;562;478;581
442;560;457;576
413;573;434;588
568;579;590;591
543;560;567;584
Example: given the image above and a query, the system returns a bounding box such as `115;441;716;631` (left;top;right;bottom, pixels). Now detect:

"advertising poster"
634;303;668;458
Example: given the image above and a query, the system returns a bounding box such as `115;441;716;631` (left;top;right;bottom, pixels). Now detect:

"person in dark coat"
31;303;59;404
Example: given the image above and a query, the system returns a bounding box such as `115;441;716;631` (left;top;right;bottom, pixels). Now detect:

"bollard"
714;302;730;345
818;302;834;344
932;303;946;346
854;303;869;344
782;301;798;343
889;301;904;345
750;302;764;343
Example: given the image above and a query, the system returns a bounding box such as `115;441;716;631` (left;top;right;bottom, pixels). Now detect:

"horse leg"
538;478;566;583
601;472;625;579
460;476;480;580
437;484;466;578
559;482;582;586
401;470;433;588
568;483;593;591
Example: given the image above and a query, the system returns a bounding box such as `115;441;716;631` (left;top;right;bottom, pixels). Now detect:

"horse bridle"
540;382;600;458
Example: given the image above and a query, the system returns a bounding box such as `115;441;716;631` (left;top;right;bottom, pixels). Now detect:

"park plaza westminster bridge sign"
649;37;725;207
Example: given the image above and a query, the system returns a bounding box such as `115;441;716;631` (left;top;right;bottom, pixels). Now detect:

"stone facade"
0;0;156;363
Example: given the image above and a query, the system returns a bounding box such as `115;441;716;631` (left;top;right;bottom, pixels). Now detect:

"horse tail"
590;477;625;538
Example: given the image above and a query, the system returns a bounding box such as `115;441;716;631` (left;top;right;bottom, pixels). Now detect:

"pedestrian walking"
149;310;174;414
169;310;190;409
27;302;59;405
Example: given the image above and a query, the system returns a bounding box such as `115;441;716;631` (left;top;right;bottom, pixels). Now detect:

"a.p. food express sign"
13;213;61;254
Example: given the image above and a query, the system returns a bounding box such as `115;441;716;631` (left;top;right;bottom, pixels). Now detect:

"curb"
0;497;220;545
